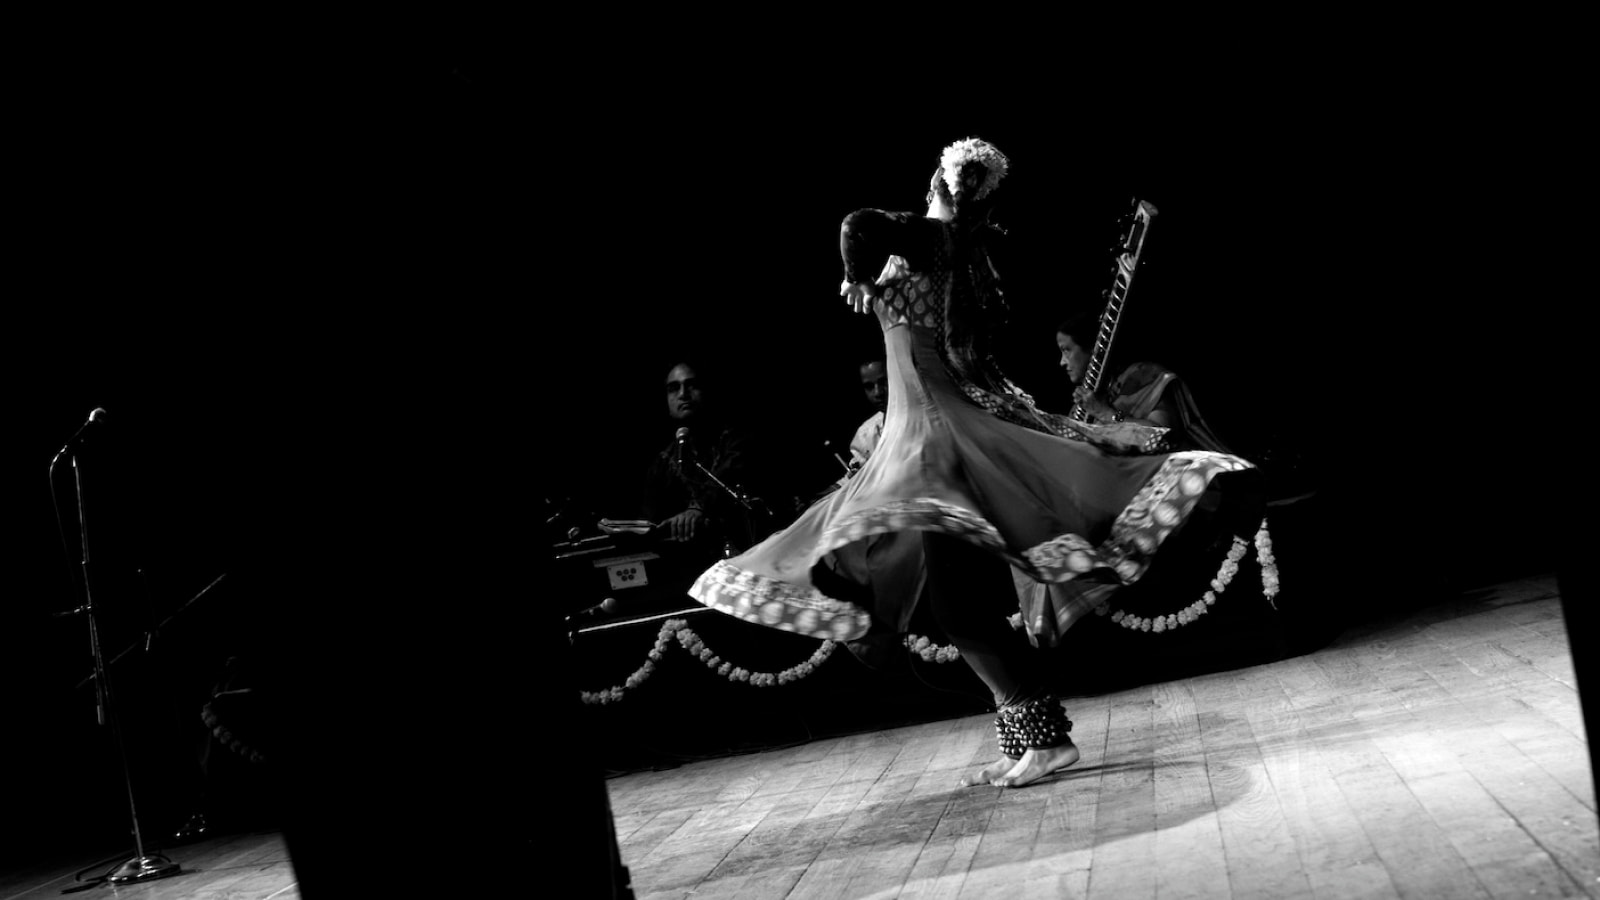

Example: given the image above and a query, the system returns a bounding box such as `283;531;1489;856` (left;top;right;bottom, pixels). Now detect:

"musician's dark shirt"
643;422;761;538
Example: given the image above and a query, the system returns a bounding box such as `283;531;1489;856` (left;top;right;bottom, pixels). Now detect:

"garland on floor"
580;618;838;705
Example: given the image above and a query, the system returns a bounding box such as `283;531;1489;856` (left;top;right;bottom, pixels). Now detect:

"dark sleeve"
644;429;756;522
697;427;756;515
840;209;940;284
642;448;675;522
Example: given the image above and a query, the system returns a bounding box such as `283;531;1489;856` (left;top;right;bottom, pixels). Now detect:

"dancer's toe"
992;741;1080;788
959;757;1016;787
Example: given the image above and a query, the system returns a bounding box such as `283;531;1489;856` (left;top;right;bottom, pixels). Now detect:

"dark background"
0;49;1571;882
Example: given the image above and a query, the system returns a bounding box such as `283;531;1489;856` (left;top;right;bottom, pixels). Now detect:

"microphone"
53;407;109;463
567;596;621;626
675;426;691;466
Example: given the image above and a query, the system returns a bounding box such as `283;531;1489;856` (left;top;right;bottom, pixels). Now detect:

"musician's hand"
840;281;876;315
1073;387;1118;422
664;508;705;543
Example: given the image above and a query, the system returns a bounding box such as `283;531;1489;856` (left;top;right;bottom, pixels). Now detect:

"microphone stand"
53;443;181;885
689;460;763;514
688;459;770;556
73;573;228;692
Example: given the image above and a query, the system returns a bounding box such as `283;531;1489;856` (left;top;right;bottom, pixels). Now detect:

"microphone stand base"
107;854;182;884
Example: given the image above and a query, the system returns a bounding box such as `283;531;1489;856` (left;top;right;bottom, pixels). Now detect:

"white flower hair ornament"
940;138;1009;203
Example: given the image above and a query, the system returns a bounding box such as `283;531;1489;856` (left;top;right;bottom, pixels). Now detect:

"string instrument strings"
1070;198;1158;421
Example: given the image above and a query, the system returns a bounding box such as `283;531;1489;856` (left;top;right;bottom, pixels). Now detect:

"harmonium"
550;531;717;634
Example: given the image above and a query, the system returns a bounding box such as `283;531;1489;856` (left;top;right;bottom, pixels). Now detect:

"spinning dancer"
690;138;1261;787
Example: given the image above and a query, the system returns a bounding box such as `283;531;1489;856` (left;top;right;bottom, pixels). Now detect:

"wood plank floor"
608;573;1597;900
0;831;296;900
3;572;1590;898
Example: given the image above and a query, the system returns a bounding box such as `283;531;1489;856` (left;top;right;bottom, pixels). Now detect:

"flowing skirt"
689;321;1257;645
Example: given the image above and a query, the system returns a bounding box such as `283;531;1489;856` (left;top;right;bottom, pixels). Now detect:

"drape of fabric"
689;209;1257;647
848;411;885;467
1108;361;1235;454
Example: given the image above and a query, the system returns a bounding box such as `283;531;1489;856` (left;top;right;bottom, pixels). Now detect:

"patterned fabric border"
691;497;1007;642
1023;451;1254;584
819;497;1006;556
690;560;872;641
693;452;1249;641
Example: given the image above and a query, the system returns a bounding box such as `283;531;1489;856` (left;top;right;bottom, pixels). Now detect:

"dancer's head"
926;137;1009;225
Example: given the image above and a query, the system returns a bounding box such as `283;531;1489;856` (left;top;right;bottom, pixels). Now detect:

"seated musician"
847;355;890;470
807;354;891;504
1054;313;1235;454
641;358;773;557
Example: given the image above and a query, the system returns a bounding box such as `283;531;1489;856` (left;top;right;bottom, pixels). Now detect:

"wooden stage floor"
2;571;1591;899
0;831;296;900
609;572;1596;899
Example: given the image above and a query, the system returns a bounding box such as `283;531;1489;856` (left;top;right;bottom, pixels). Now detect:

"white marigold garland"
1098;533;1252;633
581;524;1284;697
1256;519;1280;607
904;634;961;663
580;618;837;705
579;617;680;705
200;698;266;764
940;137;1009;202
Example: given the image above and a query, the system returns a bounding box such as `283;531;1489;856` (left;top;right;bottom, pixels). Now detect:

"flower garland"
940;137;1008;203
1098;534;1251;633
578;618;678;705
904;634;961;663
678;621;835;687
1256;520;1280;607
580;618;837;705
580;522;1285;701
200;697;266;764
1085;517;1283;634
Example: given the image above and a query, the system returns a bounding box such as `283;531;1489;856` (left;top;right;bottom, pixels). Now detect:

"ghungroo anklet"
995;694;1073;760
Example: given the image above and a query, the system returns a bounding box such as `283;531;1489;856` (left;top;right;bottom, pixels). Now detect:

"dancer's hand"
874;255;910;285
840;281;876;315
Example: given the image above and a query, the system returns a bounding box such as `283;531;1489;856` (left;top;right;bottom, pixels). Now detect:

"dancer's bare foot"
959;757;1017;787
991;741;1080;788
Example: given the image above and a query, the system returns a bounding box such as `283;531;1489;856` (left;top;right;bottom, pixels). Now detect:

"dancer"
689;138;1260;787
